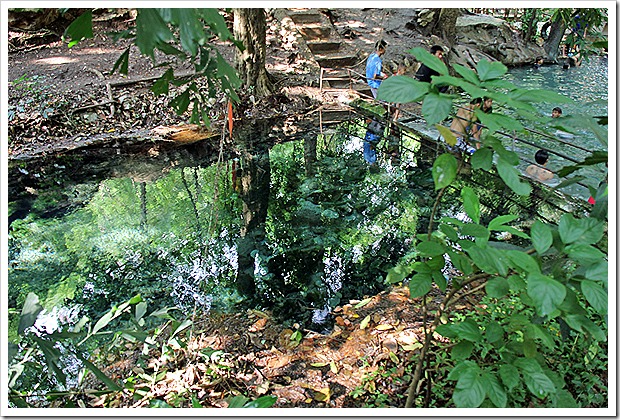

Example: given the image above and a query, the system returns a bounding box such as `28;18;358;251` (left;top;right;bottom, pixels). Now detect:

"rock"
455;14;545;66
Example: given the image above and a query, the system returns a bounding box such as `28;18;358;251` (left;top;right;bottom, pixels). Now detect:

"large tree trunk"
435;8;462;47
543;15;567;61
235;120;273;299
233;8;273;96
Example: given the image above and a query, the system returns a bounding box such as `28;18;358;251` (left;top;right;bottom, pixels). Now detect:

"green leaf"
451;63;480;85
227;395;249;408
242;395;278;408
440;224;459;241
431;75;488;99
150;399;173;408
486;277;510;298
447;250;473;276
136;9;174;59
169;89;191;115
173;9;206;56
523;371;556;399
498;364;520;391
200;9;234;41
409;46;449;76
485;321;504;343
92;310;115;336
476;59;508;81
432;153;458;190
436;324;459;339
527;274;566;317
461;187;480;224
496;157;532;196
377;76;429;103
453;370;486;407
111;47;130;75
476;111;524;134
432;270;447;291
552;389;579;408
530;324;556;350
75;352;123;391
585;261;608;283
531;220;553;254
386;264;413;284
505;250;540;274
482;371;507;408
451;340;474;360
507;274;526;292
170;319;193;340
151;68;175;95
436;123;457;147
422;93;454;126
460;223;489;239
63;10;93;47
452;319;482;342
33;337;66;385
558;214;605;245
563;314;606;341
509;88;573;104
581;280;607;314
18;293;43;335
488;215;518;231
417;240;446;257
565;243;606;265
408;273;433;298
470;147;494;171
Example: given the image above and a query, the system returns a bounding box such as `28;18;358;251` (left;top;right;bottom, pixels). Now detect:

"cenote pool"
8;57;607;334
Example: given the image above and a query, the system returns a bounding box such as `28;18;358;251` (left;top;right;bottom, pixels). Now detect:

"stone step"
307;40;342;53
315;53;359;68
288;10;323;24
320;108;351;123
298;24;332;40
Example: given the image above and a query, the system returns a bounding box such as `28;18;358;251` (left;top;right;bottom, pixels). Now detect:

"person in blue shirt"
366;40;388;98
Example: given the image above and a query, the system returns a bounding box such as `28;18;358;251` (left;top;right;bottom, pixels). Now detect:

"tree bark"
435;8;462;47
304;136;317;177
233;8;273;96
543;15;567;61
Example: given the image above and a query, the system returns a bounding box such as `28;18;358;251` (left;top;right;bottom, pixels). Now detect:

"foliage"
378;45;607;408
63;8;242;126
9;293;278;408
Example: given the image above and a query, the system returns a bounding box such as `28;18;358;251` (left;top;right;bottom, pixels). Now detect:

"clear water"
503;56;608;198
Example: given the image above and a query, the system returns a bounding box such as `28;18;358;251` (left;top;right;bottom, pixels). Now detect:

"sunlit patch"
34;56;79;65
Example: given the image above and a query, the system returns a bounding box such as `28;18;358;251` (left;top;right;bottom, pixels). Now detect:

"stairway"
285;8;371;97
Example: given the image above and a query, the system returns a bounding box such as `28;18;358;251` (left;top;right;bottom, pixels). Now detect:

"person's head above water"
535;149;549;165
552;107;562;118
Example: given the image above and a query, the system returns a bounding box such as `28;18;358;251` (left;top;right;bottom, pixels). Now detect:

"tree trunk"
235;120;273;299
523;9;538;42
543;15;567;61
233;8;273;96
304;136;317;177
435;8;462;47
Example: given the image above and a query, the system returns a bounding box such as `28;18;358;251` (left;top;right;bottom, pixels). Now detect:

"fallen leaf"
402;343;423;351
314;387;331;402
335;316;346;326
360;315;371;330
310;362;329;368
375;324;394;331
330;361;338;374
354;297;373;308
248;318;267;332
266;355;291;369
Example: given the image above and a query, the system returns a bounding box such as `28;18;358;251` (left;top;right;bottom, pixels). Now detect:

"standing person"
526;149;554;182
446;97;482;155
366;40;388;99
414;45;448;92
363;118;384;165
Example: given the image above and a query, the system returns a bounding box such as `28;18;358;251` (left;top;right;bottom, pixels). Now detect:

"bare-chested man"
447;97;482;154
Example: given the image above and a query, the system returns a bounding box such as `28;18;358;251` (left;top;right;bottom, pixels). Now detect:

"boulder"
455;14;545;66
